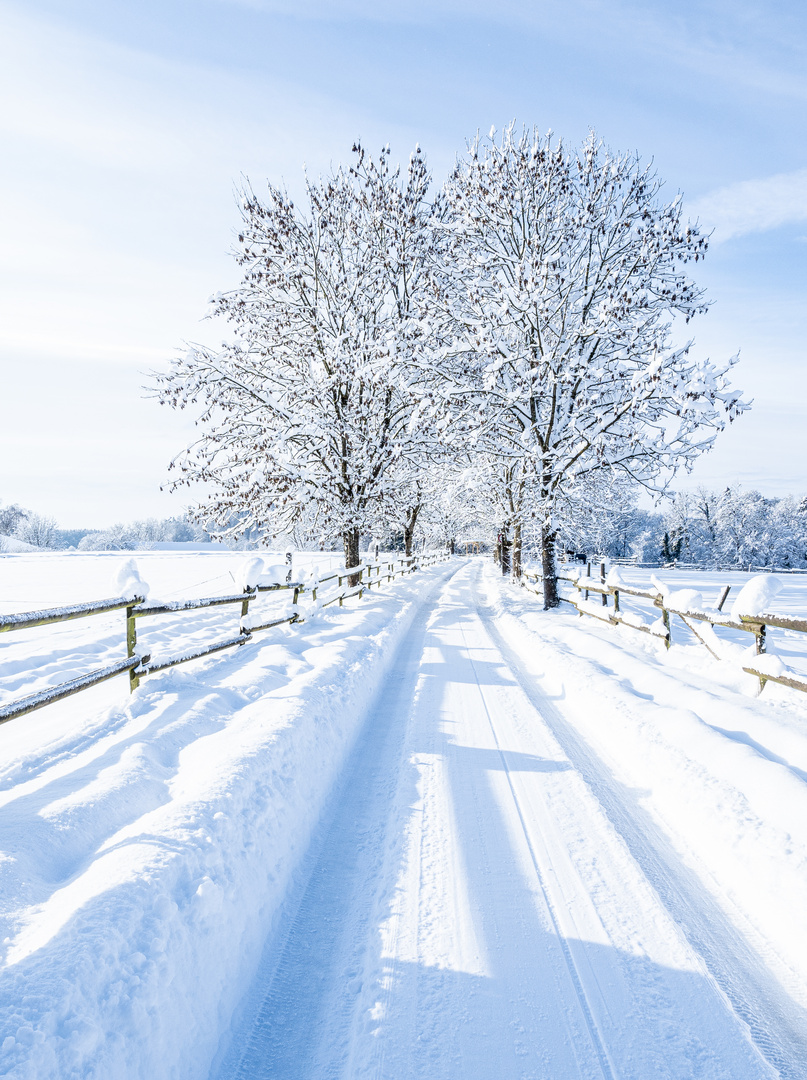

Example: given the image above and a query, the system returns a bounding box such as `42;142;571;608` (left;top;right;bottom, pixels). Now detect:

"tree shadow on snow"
212;594;806;1080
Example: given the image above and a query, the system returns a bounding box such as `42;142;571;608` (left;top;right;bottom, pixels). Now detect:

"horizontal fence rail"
0;552;449;724
0;656;144;725
522;562;807;696
0;595;144;634
606;557;807;575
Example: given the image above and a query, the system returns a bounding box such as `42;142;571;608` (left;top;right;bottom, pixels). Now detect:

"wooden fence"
0;553;448;725
522;563;807;695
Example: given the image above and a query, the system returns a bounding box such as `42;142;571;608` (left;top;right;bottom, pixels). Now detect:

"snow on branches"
428;124;748;602
157;126;747;600
156;144;435;576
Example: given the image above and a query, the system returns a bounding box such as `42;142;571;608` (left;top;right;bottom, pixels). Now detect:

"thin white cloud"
214;0;807;102
687;169;807;241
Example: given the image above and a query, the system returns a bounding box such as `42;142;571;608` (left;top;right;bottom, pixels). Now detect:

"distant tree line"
3;487;804;569
0;504;211;551
552;485;807;569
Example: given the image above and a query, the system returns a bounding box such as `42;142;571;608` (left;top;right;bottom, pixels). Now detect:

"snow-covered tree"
651;487;807;569
554;476;651;561
77;516;209;551
382;476;424;558
712;487;777;569
0;502;27;536
15;513;58;549
408;466;477;553
157;144;434;584
431;124;747;605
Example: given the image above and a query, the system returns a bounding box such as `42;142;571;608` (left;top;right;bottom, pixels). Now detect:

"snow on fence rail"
522;562;807;695
608;556;807;574
0;552;448;725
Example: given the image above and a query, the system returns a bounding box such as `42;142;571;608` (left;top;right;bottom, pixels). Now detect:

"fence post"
126;603;140;692
613;588;620;614
241;587;252;622
585;562;591;602
662;606;671;649
753;621;767;691
600;562;607;607
338;576;343;607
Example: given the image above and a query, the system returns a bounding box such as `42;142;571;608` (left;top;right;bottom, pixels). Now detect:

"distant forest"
3;485;806;570
0;505;210;552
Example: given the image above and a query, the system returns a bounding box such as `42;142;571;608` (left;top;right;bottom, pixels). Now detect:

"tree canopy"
158;126;747;604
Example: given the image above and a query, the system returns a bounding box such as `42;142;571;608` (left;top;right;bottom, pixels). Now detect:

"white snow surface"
0;535;40;554
2;554;807;1078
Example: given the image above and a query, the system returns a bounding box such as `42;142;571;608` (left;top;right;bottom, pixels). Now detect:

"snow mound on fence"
113;558;150;601
746;651;788;678
236;558;291;591
731;574;783;622
236;556;265;591
259;561;290;586
650;574;703;613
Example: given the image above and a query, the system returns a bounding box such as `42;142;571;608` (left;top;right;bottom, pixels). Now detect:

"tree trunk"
541;524;559;609
500;525;511;576
449;538;455;555
343;527;361;587
403;525;414;558
403;503;420;558
511;521;522;582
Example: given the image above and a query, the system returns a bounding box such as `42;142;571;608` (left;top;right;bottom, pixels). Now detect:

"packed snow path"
215;562;793;1080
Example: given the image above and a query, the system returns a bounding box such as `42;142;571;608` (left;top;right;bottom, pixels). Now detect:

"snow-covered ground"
1;555;806;1078
549;562;807;681
0;549;364;724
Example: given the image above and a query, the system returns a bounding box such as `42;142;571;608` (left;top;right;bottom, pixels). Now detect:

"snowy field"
1;554;807;1078
0;549;361;731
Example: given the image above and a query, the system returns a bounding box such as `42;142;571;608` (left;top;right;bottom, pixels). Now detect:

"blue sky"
1;0;805;527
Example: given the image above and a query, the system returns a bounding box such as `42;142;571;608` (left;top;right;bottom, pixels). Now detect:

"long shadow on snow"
214;563;775;1080
472;565;807;1080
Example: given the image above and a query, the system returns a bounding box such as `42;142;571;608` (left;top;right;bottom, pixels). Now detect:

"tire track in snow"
214;568;460;1080
456;609;616;1080
471;566;807;1079
217;560;782;1079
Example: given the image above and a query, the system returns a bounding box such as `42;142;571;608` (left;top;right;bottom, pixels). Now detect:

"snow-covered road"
216;561;797;1080
3;554;807;1079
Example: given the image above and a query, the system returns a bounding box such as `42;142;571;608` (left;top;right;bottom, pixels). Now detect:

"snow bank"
0;535;40;554
730;574;783;622
486;562;807;1027
0;559;455;1080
